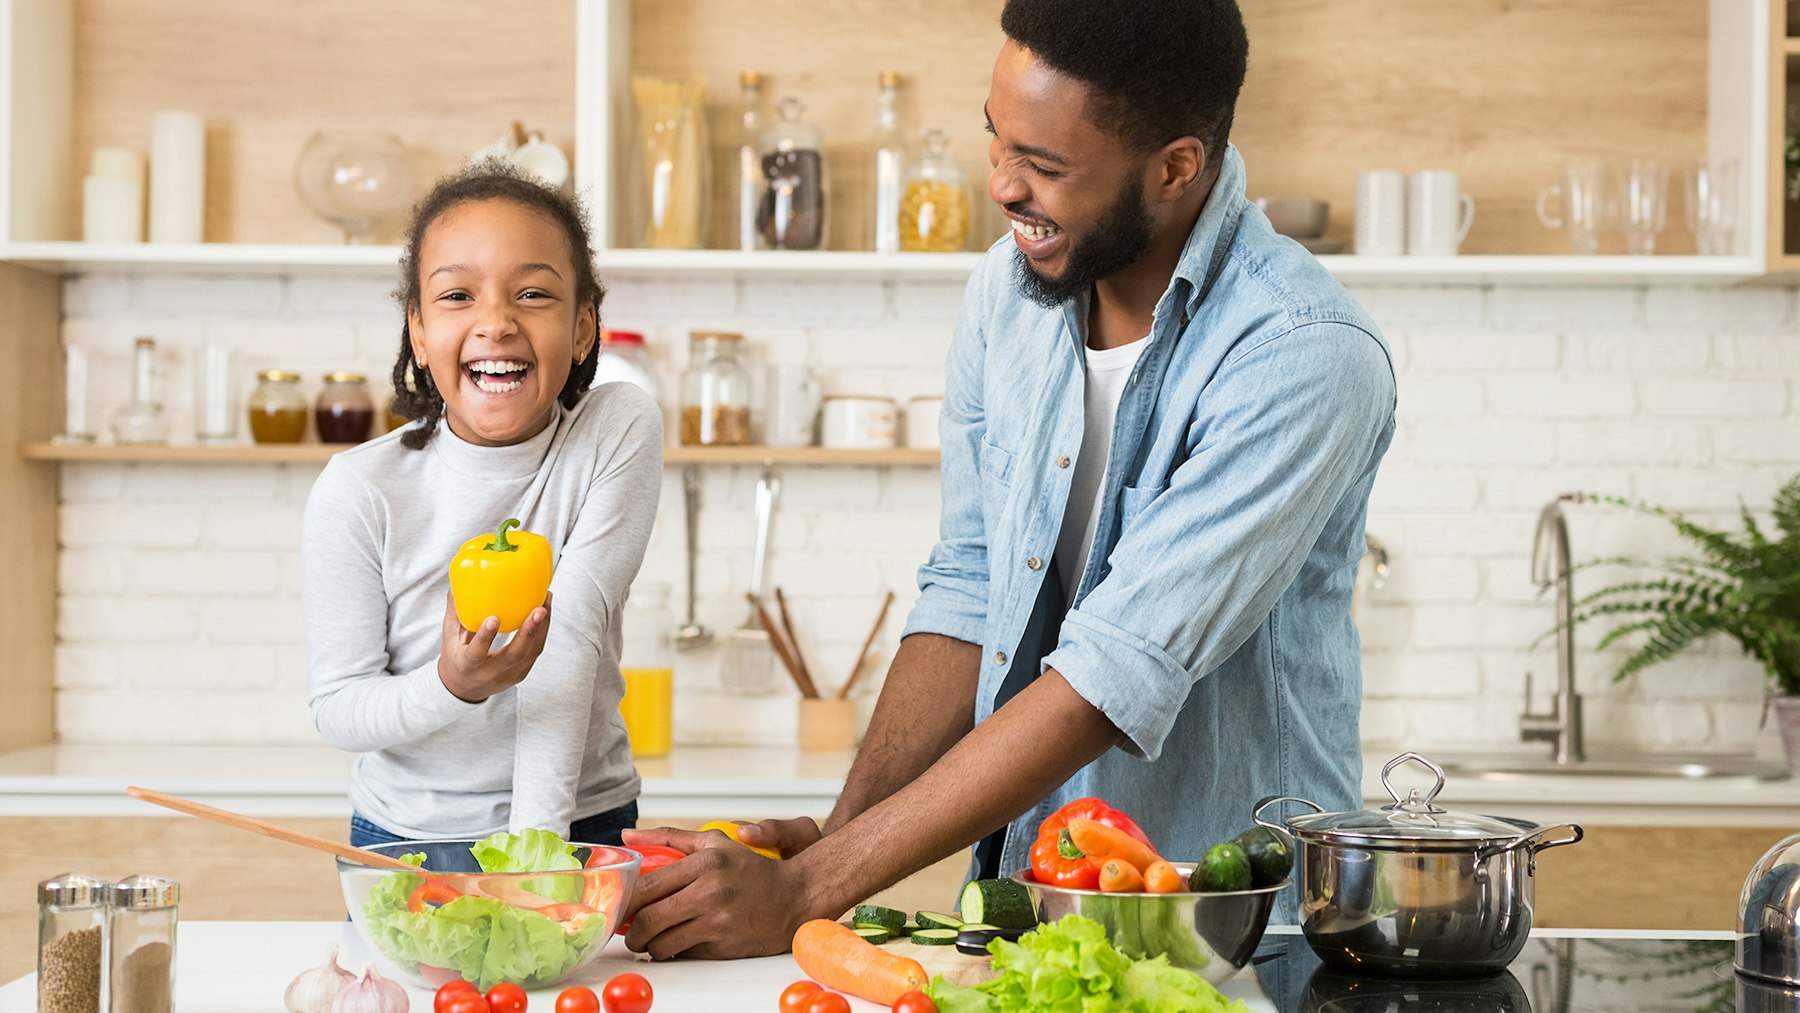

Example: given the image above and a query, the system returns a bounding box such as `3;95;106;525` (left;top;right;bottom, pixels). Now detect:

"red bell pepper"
1029;798;1155;890
406;878;465;913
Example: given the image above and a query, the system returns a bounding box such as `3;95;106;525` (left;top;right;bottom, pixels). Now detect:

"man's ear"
1155;137;1205;202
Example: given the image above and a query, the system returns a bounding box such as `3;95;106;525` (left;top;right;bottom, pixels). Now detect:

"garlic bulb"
284;943;354;1013
331;964;409;1013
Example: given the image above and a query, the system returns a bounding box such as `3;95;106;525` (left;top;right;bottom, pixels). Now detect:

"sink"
1438;753;1791;783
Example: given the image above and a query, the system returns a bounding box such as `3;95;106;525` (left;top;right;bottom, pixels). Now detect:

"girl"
302;162;662;847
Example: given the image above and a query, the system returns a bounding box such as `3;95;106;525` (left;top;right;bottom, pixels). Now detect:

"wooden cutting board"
885;938;997;987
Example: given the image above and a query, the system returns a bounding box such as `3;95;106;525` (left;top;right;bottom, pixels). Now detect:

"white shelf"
1316;254;1766;285
595;247;986;280
0;240;401;275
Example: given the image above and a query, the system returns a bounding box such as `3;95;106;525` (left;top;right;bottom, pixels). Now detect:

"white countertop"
0;743;1794;825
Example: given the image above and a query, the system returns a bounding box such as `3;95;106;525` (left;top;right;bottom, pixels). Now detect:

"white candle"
91;146;144;181
149;111;205;243
83;175;143;243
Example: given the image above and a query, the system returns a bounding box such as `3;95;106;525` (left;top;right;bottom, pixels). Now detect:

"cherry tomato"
804;993;851;1013
555;986;602;1013
442;995;492;1013
893;992;939;1013
601;972;654;1013
435;982;482;1013
486;982;529;1013
778;981;823;1013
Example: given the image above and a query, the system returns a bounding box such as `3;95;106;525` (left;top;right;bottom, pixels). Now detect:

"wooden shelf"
20;442;939;467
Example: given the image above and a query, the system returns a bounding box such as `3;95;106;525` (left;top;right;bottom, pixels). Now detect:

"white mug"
1407;170;1475;256
820;396;897;450
905;396;943;450
762;364;821;448
1353;171;1406;256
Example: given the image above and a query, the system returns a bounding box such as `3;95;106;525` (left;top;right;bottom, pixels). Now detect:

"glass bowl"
1011;866;1286;985
337;839;639;991
294;131;417;243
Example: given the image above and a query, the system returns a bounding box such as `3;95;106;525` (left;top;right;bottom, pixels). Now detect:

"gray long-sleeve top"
302;383;662;838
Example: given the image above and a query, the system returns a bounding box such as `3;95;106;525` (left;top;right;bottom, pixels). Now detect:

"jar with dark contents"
246;370;308;444
757;97;827;250
38;872;107;1013
315;371;374;444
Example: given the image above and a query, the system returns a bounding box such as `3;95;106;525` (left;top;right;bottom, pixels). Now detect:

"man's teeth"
1013;219;1061;242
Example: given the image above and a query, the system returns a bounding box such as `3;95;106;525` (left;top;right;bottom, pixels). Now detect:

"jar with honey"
316;371;374;444
246;370;308;444
899;129;971;252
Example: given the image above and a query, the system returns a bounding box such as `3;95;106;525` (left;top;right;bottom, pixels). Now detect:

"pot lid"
1273;753;1542;847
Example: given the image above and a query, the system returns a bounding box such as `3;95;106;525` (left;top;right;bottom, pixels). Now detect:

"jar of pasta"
900;129;971;252
680;332;752;446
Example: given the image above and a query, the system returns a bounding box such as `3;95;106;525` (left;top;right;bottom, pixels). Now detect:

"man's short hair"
1000;0;1248;178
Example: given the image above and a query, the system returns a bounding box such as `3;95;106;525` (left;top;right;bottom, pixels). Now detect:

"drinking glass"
1617;159;1669;256
1535;159;1608;255
1686;158;1739;256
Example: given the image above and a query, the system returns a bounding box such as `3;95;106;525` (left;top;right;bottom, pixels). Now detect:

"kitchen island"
1;921;1786;1012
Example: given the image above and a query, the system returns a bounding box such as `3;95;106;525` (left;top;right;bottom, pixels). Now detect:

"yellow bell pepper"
700;820;783;860
447;518;553;634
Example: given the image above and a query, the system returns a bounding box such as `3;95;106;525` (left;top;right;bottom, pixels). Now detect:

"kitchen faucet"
1520;494;1585;764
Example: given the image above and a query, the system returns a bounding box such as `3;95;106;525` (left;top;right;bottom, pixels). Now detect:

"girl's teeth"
1012;220;1061;242
473;376;524;393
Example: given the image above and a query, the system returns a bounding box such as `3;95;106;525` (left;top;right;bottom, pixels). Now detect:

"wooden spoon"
126;785;423;871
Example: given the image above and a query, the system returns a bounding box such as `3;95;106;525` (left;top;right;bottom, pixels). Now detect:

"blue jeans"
349;800;640;849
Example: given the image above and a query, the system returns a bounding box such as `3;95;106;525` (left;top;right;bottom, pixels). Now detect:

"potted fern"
1566;475;1800;771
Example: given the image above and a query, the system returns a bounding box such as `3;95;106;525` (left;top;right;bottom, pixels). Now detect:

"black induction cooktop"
1232;928;1799;1013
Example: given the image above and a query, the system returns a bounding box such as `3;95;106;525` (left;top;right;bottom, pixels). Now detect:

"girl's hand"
437;588;553;702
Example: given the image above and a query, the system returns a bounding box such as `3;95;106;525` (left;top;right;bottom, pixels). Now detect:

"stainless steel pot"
1254;752;1583;977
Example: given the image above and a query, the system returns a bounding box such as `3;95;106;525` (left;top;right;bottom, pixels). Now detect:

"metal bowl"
1011;867;1287;985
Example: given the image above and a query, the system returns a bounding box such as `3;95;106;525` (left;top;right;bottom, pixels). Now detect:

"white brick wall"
48;273;1800;762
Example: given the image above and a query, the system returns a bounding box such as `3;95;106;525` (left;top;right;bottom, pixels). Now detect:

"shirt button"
994;651;1008;666
1056;455;1071;468
1027;556;1042;570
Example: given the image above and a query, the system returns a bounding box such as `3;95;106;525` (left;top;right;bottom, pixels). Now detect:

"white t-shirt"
1056;335;1149;610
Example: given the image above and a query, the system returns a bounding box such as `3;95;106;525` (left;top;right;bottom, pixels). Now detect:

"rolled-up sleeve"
1044;321;1395;759
902;261;994;647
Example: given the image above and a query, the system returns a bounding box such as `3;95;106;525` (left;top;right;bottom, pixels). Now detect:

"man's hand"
619;826;821;959
437;589;553;703
735;817;823;858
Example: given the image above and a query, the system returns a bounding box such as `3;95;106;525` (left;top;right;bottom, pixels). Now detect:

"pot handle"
1253;794;1323;834
1477;821;1585;862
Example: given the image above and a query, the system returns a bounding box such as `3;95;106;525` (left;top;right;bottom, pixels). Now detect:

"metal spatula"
720;468;780;693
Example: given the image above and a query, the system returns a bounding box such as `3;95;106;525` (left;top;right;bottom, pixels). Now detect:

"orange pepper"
447;518;552;633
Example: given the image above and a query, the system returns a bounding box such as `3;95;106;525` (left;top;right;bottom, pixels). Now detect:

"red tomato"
627;844;688;872
486;982;528;1013
778;981;823;1013
804;993;851;1013
601;972;654;1013
555;987;602;1013
893;992;938;1013
442;995;492;1013
435;982;482;1013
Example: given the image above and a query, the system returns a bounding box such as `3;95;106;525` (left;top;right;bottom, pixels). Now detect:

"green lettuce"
357;832;606;990
925;915;1248;1013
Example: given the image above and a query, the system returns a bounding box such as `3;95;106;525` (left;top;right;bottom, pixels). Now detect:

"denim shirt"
900;146;1397;909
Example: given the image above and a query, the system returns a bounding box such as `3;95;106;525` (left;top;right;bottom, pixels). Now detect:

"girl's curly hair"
390;160;606;449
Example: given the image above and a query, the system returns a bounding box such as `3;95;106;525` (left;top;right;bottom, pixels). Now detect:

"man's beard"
1011;177;1154;309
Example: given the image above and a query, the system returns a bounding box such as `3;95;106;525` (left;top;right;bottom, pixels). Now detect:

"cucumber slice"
910;927;960;946
958;879;1037;930
852;926;892;945
959;923;999;931
852;904;907;934
914;910;964;932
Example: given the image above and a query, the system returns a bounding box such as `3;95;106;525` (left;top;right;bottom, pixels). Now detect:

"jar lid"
111;874;179;910
879;70;901;88
323;371;366;383
740;69;764;88
257;369;301;383
688;331;744;342
1274;753;1545;849
602;329;646;346
38;872;109;909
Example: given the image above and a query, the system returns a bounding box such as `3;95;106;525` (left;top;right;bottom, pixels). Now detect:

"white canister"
1353;170;1406;256
904;395;943;450
149;110;205;243
762;364;822;448
820;395;898;450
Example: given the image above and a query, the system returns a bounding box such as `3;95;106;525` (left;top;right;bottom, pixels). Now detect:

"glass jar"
871;72;905;253
111;337;167;445
247;370;308;443
680;332;752;446
632;74;709;249
900;129;972;252
315;371;374;444
619;581;677;758
758;97;827;250
38;872;107;1013
730;70;767;252
107;875;177;1013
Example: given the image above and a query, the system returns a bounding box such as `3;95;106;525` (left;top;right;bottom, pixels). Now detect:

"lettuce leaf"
925;915;1248;1013
470;828;583;903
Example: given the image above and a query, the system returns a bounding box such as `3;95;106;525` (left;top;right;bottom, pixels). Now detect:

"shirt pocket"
1118;481;1166;533
978;435;1015;486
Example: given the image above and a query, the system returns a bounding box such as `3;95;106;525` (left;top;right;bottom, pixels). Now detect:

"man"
621;0;1395;959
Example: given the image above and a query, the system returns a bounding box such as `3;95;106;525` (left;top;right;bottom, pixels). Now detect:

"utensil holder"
798;698;857;752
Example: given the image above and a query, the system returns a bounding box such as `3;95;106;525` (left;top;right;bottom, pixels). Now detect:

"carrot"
1098;858;1145;892
792;919;928;1005
1068;818;1162;872
1143;860;1185;894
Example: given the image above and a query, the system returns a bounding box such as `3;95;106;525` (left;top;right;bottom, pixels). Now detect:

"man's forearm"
825;633;980;834
799;668;1121;919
